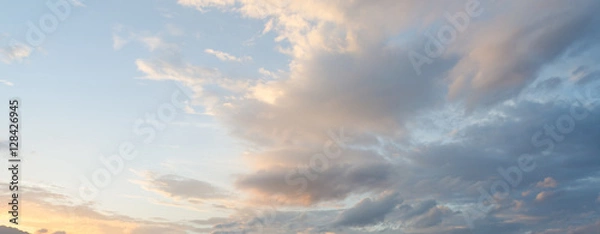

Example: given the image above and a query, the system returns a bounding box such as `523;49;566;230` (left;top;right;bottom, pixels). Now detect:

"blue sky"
1;0;600;233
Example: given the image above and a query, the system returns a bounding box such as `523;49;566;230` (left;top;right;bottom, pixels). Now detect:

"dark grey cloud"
577;70;600;85
142;173;230;201
412;206;446;228
569;220;600;234
398;200;438;220
0;226;29;234
235;160;398;205
535;77;563;91
228;84;600;232
402;99;600;232
333;192;402;227
448;0;600;108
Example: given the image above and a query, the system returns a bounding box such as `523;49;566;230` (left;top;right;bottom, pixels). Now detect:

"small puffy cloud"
258;67;280;79
513;200;524;210
0;43;32;64
114;35;174;51
165;24;185;36
0;80;13;86
140;36;168;51
112;34;129;50
135;172;230;202
535;191;555;202
536;177;558;188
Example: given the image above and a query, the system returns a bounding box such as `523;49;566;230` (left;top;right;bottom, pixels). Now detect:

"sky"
0;0;600;233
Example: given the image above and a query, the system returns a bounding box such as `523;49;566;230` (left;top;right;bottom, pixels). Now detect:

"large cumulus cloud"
131;0;600;233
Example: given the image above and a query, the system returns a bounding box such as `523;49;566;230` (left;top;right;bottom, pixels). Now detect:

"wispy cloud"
0;80;14;86
0;43;32;64
204;48;251;62
112;25;178;51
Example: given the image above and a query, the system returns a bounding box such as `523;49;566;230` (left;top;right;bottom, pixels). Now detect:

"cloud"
0;226;29;234
577;70;600;85
112;34;129;50
411;205;447;228
204;49;251;62
537;220;600;234
0;43;32;64
534;77;563;91
536;177;558;188
235;160;398;205
0;183;202;234
258;67;281;79
134;56;255;115
0;80;14;86
112;26;178;52
535;191;555;202
6;0;600;233
135;172;230;202
190;217;229;226
447;0;600;107
569;220;600;234
398;200;438;220
333;192;402;227
67;0;86;7
130;226;186;234
140;36;169;51
149;1;600;233
165;24;185;37
177;0;235;12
